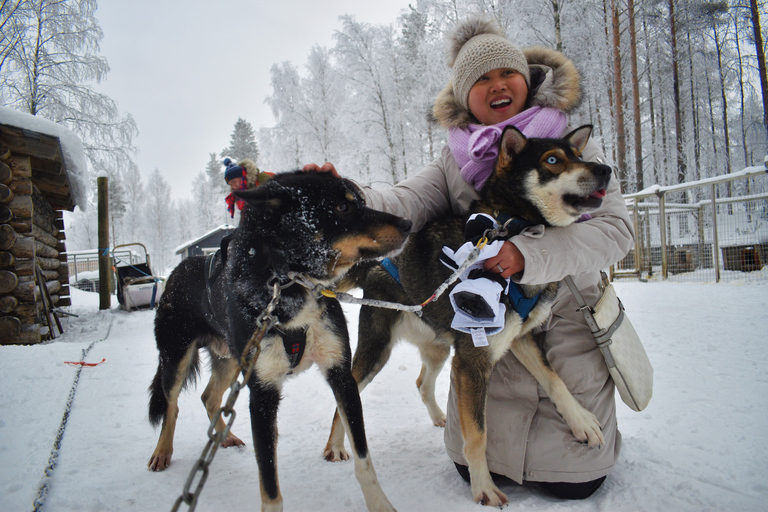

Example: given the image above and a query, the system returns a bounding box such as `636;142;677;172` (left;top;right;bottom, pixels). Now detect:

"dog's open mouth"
564;189;606;211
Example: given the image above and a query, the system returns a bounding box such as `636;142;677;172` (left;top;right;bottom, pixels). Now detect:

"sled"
112;243;165;311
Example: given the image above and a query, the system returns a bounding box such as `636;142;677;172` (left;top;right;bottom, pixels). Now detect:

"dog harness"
273;325;308;372
205;246;308;372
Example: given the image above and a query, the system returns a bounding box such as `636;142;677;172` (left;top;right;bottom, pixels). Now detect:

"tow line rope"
32;317;113;512
290;233;493;316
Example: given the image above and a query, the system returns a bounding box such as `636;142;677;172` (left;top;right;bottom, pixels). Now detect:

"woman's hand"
484;241;525;279
302;162;341;178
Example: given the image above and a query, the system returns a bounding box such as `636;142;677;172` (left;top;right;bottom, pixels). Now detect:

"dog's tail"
148;349;201;427
148;368;167;428
336;260;379;293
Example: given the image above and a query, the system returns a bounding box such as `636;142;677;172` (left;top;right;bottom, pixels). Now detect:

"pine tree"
220;118;259;163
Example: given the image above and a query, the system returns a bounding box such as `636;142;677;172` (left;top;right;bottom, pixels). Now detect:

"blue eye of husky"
546;156;558;164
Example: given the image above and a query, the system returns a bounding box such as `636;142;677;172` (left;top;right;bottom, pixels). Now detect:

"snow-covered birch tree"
0;0;138;178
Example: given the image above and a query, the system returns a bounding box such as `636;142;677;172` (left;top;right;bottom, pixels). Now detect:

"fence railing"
613;164;768;283
67;249;139;284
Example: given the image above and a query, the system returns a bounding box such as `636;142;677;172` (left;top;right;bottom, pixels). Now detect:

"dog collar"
492;211;537;238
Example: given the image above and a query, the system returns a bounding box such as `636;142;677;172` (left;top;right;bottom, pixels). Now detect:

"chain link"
170;278;281;512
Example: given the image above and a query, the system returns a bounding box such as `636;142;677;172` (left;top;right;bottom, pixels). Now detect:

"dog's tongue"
589;189;607;199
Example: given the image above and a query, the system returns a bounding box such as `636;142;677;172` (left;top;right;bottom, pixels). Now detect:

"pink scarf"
448;106;568;191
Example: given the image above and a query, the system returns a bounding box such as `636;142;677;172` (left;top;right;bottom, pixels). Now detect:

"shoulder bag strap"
564;275;621;368
563;275;601;334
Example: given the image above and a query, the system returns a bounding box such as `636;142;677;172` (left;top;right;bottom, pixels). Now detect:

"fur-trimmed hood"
432;46;582;130
239;158;265;189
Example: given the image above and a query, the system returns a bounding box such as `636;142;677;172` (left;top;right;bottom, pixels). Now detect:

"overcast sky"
94;0;414;200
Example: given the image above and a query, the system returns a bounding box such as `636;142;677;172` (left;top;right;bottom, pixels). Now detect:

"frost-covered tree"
265;46;347;171
191;153;228;233
119;163;144;245
205;152;228;194
108;169;127;243
0;0;25;73
334;16;402;183
0;0;138;178
220;117;259;163
264;62;305;170
255;0;767;198
144;168;175;274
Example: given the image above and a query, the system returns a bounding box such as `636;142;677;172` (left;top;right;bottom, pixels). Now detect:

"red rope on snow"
64;358;105;367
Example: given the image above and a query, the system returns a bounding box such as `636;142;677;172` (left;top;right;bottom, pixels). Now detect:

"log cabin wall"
0;124;75;345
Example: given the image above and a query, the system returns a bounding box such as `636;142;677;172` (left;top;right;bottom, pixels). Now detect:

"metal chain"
170;278;281;512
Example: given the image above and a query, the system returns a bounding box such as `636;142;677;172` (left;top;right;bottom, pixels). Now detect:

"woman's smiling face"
467;67;528;125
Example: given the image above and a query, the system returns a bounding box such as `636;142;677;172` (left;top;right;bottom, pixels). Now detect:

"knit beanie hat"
223;157;244;182
449;17;530;111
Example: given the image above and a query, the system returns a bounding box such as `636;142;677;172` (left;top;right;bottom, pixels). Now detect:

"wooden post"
658;191;668;279
711;183;721;283
97;171;110;309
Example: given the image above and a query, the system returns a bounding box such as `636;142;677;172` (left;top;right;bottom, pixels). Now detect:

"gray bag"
565;273;653;412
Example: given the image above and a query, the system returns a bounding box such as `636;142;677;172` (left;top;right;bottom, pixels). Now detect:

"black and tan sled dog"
324;126;611;506
147;171;410;511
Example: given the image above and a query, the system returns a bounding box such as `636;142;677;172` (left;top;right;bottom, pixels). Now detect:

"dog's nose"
592;164;612;178
398;218;413;234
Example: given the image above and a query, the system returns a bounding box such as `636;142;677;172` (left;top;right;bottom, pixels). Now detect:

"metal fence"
613;164;768;283
67;248;140;291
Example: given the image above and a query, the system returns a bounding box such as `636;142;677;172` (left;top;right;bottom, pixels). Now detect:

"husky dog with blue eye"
324;126;611;507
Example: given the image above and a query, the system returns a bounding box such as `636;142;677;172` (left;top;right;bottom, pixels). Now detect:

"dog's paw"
566;407;604;449
148;453;171;472
323;446;349;462
221;432;246;448
433;416;446;428
474;486;509;508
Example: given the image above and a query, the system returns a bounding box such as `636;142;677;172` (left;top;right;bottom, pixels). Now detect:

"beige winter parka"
359;45;635;485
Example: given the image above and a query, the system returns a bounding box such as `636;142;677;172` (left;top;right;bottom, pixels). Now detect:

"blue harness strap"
380;257;401;285
506;282;541;320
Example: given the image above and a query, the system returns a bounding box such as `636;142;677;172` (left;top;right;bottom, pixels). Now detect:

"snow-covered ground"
1;278;767;512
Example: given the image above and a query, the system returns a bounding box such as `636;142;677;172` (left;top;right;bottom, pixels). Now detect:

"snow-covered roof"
0;106;88;210
175;224;236;254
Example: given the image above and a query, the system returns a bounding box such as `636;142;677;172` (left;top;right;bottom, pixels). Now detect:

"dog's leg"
325;306;400;462
201;355;245;448
248;379;284;512
415;337;451;427
452;350;508;507
326;364;396;512
510;332;604;447
148;343;197;471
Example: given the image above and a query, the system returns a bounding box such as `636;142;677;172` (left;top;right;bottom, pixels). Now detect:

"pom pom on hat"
223;157;245;183
448;17;530;111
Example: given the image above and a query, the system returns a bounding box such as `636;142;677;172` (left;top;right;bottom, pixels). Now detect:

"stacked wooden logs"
0;150;70;344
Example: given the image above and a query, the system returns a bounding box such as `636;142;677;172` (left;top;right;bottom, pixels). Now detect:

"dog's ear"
499;126;528;164
233;186;281;211
564;125;593;152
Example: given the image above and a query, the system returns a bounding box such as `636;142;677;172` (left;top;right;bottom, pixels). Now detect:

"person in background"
223;158;273;218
